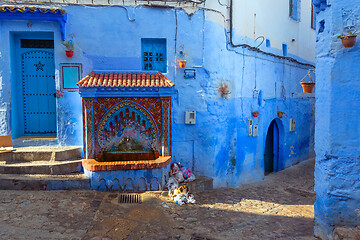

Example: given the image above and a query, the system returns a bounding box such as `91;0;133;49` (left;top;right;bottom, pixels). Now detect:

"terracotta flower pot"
340;35;357;48
252;111;259;117
179;60;187;68
66;50;74;57
300;82;315;93
277;112;284;118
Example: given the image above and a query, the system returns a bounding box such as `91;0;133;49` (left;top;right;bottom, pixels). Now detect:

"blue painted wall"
313;0;360;238
0;5;315;187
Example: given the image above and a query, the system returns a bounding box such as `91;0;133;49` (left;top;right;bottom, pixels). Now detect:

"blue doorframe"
10;32;56;138
264;118;284;175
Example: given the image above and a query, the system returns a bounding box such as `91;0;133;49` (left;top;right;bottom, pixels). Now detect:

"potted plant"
177;46;187;68
277;111;287;118
179;60;187;68
300;68;315;93
338;32;357;48
252;111;259;117
62;40;74;57
218;82;231;99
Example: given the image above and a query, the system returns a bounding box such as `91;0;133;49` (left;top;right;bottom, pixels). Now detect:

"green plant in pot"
338;32;357;48
277;111;288;118
62;39;74;57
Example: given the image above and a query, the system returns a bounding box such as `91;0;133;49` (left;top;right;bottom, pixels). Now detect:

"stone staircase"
0;146;90;190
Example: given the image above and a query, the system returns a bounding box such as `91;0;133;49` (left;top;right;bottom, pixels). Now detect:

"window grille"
141;38;167;73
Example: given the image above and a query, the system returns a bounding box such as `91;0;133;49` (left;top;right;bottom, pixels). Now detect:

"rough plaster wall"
0;5;315;187
0;26;11;135
173;10;315;187
314;0;360;239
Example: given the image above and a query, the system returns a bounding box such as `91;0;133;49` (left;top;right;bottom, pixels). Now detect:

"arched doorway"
264;119;281;175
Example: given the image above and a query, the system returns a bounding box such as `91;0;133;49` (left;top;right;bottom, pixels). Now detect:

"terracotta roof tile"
0;5;66;15
77;71;175;88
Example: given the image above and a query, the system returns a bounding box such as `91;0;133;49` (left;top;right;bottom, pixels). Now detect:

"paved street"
0;159;315;240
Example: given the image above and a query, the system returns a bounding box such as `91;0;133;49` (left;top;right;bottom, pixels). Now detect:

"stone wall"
313;0;360;238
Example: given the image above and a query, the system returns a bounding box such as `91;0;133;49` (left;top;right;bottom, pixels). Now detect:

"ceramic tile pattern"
82;156;171;171
77;71;175;88
82;97;172;159
0;5;66;14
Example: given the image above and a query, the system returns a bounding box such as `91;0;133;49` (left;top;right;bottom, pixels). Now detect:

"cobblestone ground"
0;159;315;240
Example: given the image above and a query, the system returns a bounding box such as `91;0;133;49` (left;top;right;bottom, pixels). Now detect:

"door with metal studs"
21;40;56;135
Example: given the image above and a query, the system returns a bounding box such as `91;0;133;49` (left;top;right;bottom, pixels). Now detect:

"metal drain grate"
118;194;142;204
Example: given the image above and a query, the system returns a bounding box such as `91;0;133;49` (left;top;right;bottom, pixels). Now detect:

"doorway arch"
264;118;284;175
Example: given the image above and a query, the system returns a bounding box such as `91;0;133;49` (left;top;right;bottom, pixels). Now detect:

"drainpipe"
229;0;248;48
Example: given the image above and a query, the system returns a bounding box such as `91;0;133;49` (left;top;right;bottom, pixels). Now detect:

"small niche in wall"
318;20;325;33
60;63;82;92
282;43;288;56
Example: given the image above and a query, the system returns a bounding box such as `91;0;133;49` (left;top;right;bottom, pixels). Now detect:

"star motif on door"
34;61;45;71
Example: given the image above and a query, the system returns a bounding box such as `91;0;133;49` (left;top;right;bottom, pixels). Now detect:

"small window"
141;38;167;73
311;4;316;30
282;43;288;56
21;39;54;49
289;0;299;21
265;39;271;47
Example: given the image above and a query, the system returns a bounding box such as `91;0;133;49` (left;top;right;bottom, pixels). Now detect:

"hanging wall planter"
179;60;187;68
218;82;231;99
65;50;74;58
277;111;287;118
62;39;74;58
300;68;315;93
300;82;315;93
252;111;259;117
338;33;357;48
177;46;187;68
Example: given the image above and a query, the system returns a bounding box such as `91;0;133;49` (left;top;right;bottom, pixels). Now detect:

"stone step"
0;159;83;175
0;173;90;190
0;146;82;163
12;136;57;148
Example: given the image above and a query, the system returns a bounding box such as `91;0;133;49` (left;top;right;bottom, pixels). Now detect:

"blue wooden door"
21;50;56;135
264;120;280;174
273;122;280;172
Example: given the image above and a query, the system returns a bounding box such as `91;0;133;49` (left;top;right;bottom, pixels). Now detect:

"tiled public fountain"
78;71;174;191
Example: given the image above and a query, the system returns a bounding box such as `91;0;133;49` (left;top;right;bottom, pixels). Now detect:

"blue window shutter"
141;38;167;73
290;0;299;20
312;4;316;29
293;0;298;20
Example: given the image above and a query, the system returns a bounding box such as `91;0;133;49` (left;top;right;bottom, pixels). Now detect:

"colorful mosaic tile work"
82;156;171;171
0;5;66;14
83;97;172;160
77;71;175;88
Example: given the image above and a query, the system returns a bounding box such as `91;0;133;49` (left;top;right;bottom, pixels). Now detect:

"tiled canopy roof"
0;5;66;15
77;71;175;88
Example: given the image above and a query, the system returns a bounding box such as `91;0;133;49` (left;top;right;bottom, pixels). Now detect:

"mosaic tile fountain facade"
79;71;174;191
